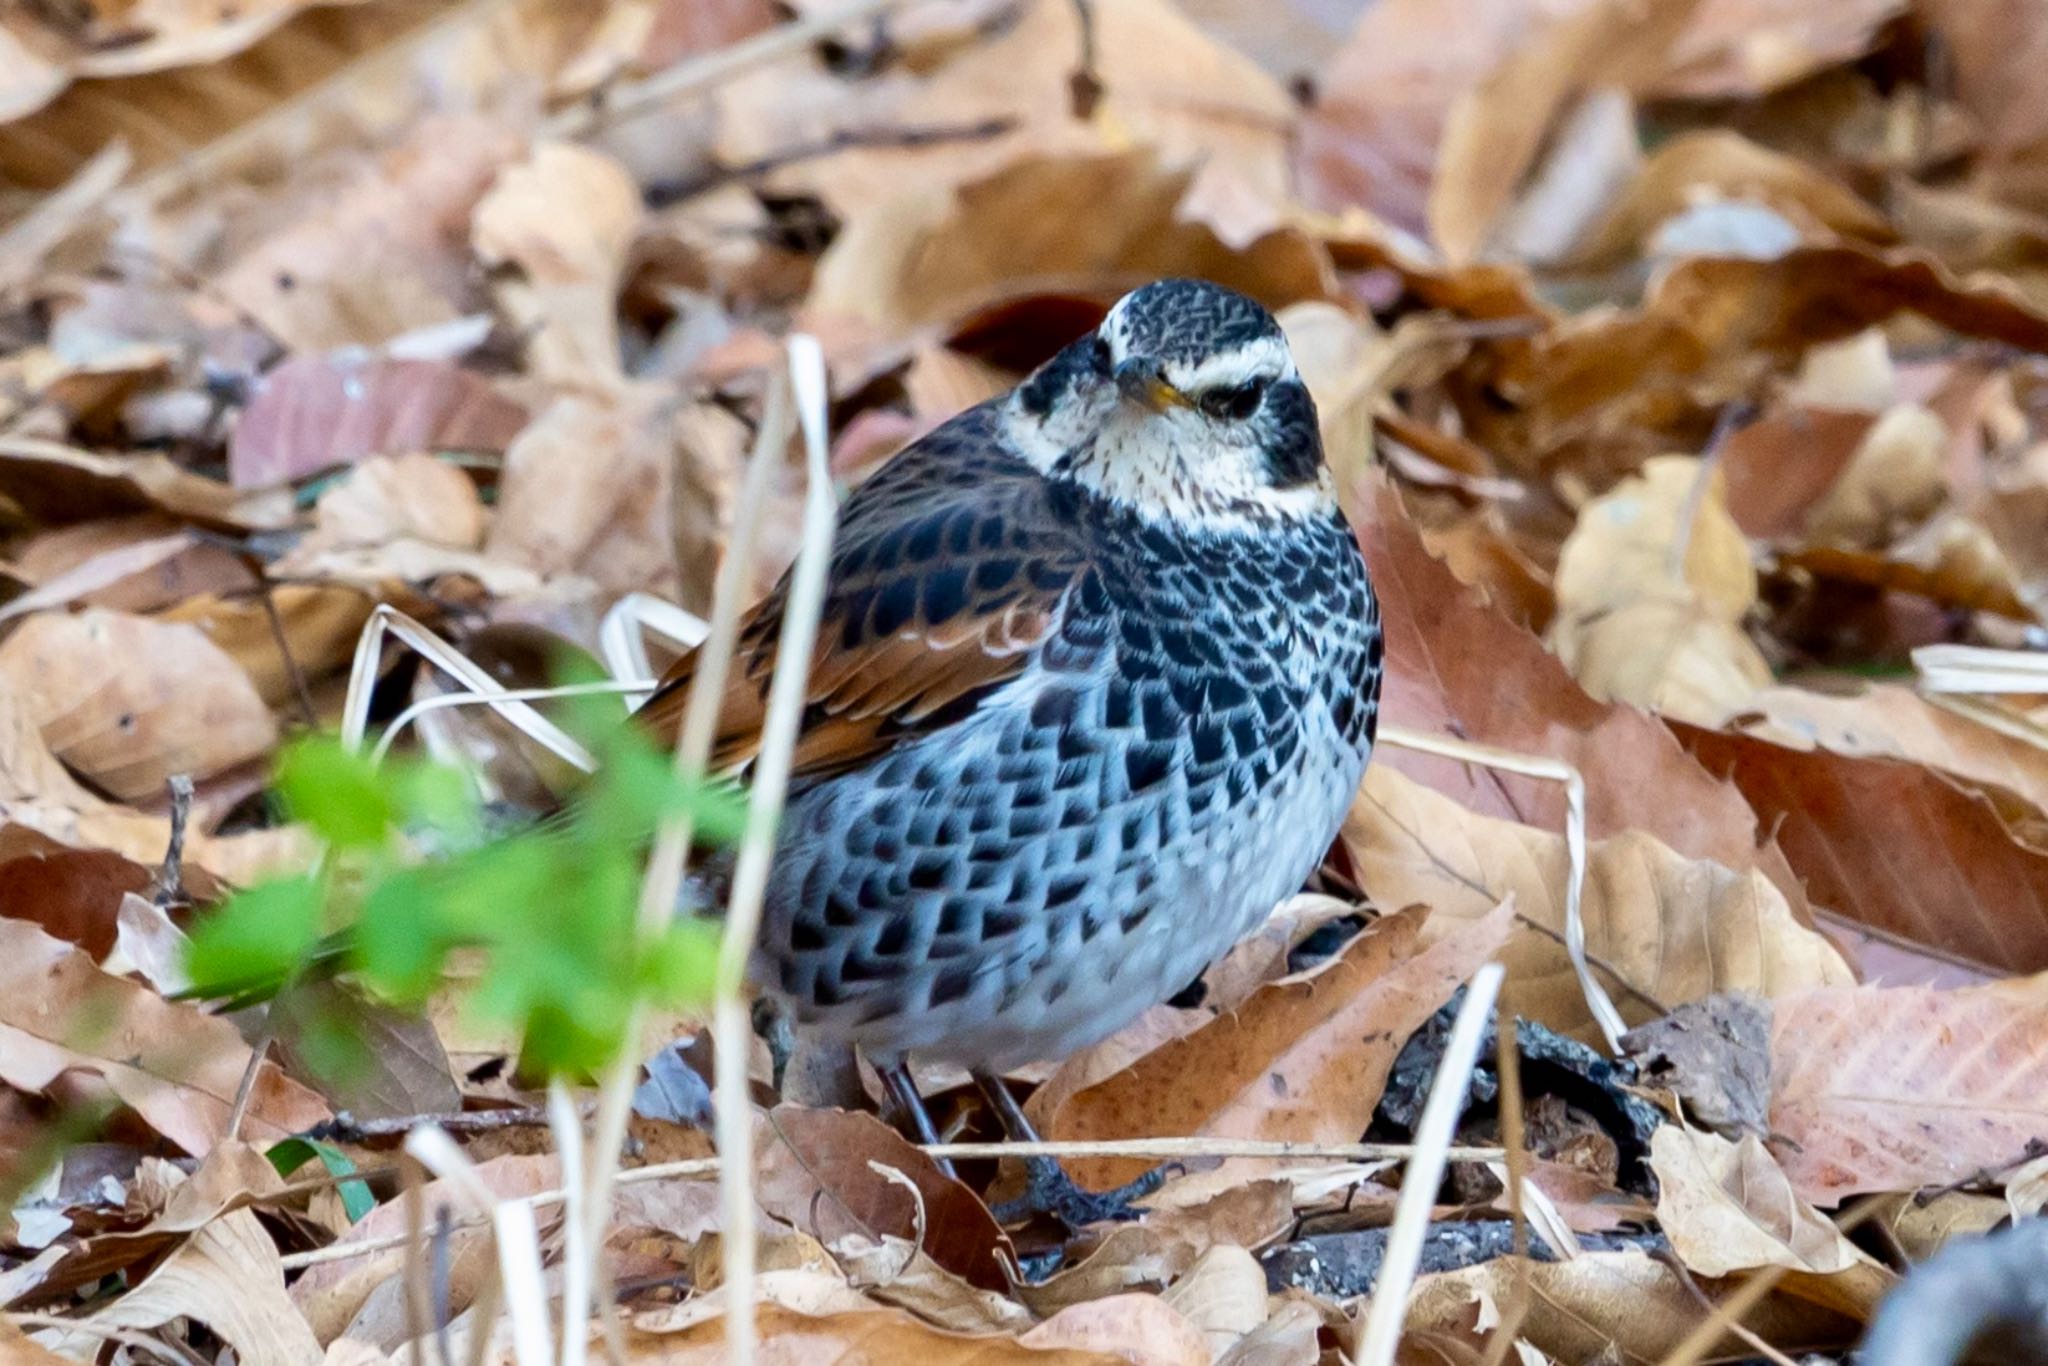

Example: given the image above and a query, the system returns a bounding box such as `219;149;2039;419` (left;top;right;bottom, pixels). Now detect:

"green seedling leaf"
184;875;324;997
277;737;395;849
268;1137;374;1223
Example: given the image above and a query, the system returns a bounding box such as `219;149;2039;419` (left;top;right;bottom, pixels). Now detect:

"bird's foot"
987;1156;1180;1229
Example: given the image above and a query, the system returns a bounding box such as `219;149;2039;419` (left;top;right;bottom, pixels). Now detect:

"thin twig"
153;775;193;910
1475;1009;1533;1366
1655;1248;1801;1366
714;335;840;1366
222;1025;275;1144
1356;960;1508;1366
647;118;1014;206
547;0;908;139
276;1136;1505;1272
567;357;794;1353
259;583;321;729
303;1107;563;1144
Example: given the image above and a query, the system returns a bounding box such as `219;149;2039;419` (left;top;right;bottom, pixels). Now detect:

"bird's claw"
988;1156;1182;1229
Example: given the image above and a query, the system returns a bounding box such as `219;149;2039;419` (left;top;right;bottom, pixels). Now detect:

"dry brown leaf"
1396;1250;1862;1361
1159;1244;1271;1359
1043;901;1513;1191
229;356;529;489
716;0;1294;240
1713;679;2048;818
0;519;250;623
1346;765;1852;1039
1549;455;1773;724
1570;129;1895;266
755;1105;1011;1292
1680;721;2048;971
1650;1125;1893;1318
1296;0;1584;237
1429;0;1704;263
291;1154;559;1345
1769;974;2048;1201
1801;404;1949;547
312;452;486;551
81;1207;322;1365
485;389;693;605
0;824;161;958
0;435;293;531
807;151;1330;334
0;920;328;1155
621;1301;1124;1364
157;584;376;713
473;142;642;390
1349;474;1803;905
1647;0;1904;98
0;608;277;802
217;114;523;352
1019;1293;1212;1366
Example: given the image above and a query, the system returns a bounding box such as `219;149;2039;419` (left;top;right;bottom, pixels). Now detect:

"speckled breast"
761;495;1383;1067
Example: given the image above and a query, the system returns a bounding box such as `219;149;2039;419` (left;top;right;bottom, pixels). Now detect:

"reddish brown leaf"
1680;723;2048;972
229;355;529;489
1770;976;2048;1201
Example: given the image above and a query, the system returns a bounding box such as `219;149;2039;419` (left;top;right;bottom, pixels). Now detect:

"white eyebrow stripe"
1167;337;1294;392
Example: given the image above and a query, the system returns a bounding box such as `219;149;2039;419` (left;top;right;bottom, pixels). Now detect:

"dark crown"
1110;279;1282;364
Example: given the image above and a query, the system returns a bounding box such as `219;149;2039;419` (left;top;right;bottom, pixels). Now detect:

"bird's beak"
1114;358;1187;413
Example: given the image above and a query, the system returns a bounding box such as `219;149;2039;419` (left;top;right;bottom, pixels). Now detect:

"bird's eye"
1088;336;1113;375
1199;378;1267;421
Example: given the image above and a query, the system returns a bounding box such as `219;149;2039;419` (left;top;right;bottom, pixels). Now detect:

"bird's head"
1000;279;1327;531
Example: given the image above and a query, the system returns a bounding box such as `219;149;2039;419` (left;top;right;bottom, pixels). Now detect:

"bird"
637;278;1384;1224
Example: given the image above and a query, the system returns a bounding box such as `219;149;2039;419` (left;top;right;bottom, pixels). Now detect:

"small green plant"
186;693;743;1078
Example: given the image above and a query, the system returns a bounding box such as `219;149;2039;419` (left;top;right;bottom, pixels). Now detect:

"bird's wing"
634;409;1092;783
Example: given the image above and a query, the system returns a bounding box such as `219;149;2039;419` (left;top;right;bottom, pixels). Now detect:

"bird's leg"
971;1069;1177;1228
876;1059;957;1178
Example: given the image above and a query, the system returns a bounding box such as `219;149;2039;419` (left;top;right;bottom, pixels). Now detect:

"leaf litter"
7;0;2048;1361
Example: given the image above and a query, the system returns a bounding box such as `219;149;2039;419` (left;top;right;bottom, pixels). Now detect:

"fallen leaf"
622;1300;1124;1364
1346;765;1852;1040
1043;901;1513;1191
1680;721;2048;972
229;357;528;489
1159;1244;1271;1359
1569;129;1895;267
0;824;160;957
1019;1293;1211;1366
157;584;376;713
0;608;278;801
1622;992;1773;1137
0;919;328;1155
1548;455;1774;724
484;390;693;606
217;114;523;352
291;1154;559;1345
0;435;293;531
807;151;1330;334
1349;474;1805;909
1769;975;2048;1201
1396;1250;1861;1361
269;977;461;1121
755;1106;1011;1291
1650;1125;1893;1319
80;1207;322;1365
473;142;642;390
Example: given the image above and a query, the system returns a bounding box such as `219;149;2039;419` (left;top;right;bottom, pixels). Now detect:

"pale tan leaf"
0;608;277;801
1019;1294;1211;1366
473;142;642;390
1346;765;1851;1039
1549;455;1772;724
87;1207;321;1366
1650;1126;1891;1321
